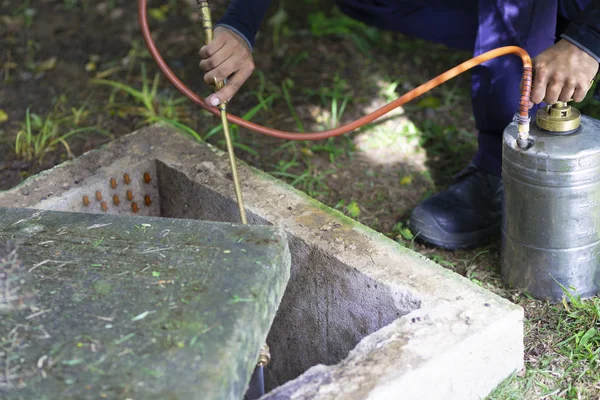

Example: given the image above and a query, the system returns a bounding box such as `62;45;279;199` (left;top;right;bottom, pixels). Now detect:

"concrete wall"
0;125;524;399
156;161;421;389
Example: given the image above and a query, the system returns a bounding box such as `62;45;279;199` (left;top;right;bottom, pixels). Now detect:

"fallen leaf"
131;311;150;321
0;109;8;123
300;147;314;157
35;57;57;72
400;175;412;185
85;62;96;72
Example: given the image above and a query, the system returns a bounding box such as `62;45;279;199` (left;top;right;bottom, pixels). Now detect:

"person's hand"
199;26;255;106
531;39;598;105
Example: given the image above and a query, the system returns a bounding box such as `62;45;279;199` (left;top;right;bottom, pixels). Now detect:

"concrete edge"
261;303;524;399
0;124;525;398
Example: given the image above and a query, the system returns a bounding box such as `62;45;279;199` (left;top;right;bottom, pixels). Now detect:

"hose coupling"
513;113;531;149
258;344;271;367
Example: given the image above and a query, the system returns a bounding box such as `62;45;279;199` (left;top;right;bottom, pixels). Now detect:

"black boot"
408;163;502;250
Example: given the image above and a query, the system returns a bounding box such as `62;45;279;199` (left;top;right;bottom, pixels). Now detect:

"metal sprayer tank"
502;101;600;301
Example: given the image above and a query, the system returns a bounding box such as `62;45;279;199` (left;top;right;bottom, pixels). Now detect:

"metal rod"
197;6;269;395
199;1;247;225
219;103;248;224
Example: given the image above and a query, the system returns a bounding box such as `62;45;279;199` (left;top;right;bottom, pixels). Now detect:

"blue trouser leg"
470;1;558;175
338;0;590;176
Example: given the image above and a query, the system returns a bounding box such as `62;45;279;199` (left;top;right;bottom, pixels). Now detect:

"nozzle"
513;113;531;149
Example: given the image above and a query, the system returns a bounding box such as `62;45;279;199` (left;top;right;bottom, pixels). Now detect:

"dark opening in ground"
155;160;422;392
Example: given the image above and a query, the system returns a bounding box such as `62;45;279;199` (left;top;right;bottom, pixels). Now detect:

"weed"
428;254;456;269
14;1;37;27
14;101;107;165
316;74;352;130
389;221;414;241
335;198;370;220
489;285;600;400
308;8;380;55
281;51;310;71
310;136;354;163
281;78;305;132
91;64;201;141
267;1;289;49
270;160;333;198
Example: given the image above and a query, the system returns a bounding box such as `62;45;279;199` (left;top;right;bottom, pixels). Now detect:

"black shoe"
408;163;502;250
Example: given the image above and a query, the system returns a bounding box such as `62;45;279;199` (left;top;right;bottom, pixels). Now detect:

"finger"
203;52;246;84
531;65;549;104
199;47;232;73
544;78;564;104
206;64;254;106
199;41;238;72
573;83;589;103
199;34;226;59
558;78;576;102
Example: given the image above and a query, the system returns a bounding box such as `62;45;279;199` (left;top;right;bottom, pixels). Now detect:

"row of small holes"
82;172;152;213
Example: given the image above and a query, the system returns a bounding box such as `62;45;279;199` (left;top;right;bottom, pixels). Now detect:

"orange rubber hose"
138;0;533;141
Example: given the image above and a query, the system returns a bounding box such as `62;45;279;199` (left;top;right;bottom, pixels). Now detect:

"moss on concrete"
0;208;290;400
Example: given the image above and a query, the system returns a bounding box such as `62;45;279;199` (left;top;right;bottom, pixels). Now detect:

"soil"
2;0;600;398
0;0;523;345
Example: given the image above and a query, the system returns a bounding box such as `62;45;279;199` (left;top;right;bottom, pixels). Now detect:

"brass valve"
536;101;581;134
258;344;270;367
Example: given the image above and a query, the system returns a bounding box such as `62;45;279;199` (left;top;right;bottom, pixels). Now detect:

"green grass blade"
150;116;202;141
89;79;145;102
282;82;305;133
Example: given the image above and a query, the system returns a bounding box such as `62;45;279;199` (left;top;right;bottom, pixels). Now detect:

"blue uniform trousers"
337;0;591;175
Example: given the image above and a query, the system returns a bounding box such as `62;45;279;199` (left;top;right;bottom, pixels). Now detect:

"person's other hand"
199;26;255;106
531;39;598;105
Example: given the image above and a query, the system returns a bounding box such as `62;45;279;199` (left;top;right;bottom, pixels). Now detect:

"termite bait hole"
80;171;154;213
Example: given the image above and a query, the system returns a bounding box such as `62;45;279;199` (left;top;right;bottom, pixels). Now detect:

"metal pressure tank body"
502;103;600;302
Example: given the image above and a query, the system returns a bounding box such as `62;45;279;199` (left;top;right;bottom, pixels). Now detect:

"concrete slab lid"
0;124;524;400
0;207;290;400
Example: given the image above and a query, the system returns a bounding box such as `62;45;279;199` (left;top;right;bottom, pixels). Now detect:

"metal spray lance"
198;0;247;225
198;1;270;396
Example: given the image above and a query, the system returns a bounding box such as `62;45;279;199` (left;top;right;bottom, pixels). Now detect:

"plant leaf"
346;201;361;218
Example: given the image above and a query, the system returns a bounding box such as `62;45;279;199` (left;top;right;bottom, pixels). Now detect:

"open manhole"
14;159;421;393
0;126;524;399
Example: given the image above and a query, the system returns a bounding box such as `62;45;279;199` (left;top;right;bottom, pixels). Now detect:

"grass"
489;287;600;399
2;0;600;398
90;64;202;142
14;99;110;165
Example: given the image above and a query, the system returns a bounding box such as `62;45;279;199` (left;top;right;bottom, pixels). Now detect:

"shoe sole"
408;213;500;251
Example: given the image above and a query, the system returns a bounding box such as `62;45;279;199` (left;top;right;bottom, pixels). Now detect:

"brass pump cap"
536;101;581;134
